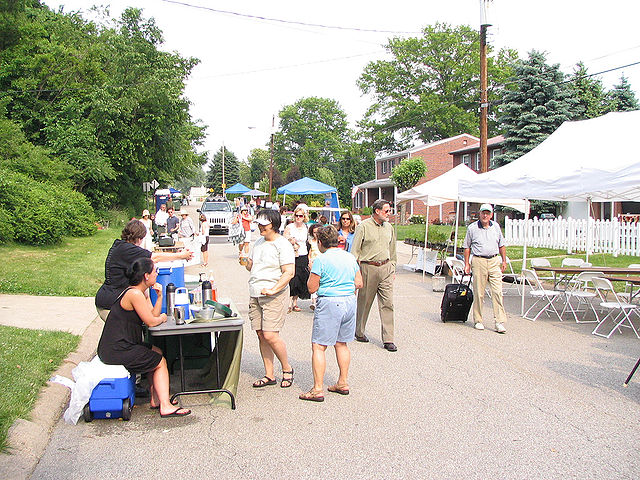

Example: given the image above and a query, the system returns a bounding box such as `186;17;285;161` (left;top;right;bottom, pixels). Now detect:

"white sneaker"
474;322;485;330
495;323;506;334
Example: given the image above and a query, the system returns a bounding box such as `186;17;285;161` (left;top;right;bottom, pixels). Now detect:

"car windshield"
202;202;230;212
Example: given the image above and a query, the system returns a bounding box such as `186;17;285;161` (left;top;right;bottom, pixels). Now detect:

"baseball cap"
479;203;493;212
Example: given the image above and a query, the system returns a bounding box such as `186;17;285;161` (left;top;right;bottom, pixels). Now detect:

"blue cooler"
150;260;186;313
83;375;135;422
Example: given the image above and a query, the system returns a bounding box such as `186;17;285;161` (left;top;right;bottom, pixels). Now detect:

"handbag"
229;222;245;245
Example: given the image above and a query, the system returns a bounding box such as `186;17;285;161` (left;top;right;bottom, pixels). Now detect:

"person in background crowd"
166;208;179;236
299;226;363;402
97;257;190;418
307;223;323;311
308;211;318;225
321;199;333;224
245;209;295;390
149;213;158;241
283;206;311;312
337;211;357;252
165;195;175;212
319;215;328;226
232;205;253;262
463;203;508;334
154;203;168;235
177;209;195;239
279;205;289;234
199;213;210;267
351;199;398;352
95;219;193;321
140;209;153;252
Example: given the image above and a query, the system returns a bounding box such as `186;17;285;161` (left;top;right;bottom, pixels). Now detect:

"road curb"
0;316;103;480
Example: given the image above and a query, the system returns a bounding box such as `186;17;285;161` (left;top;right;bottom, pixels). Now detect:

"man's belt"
475;254;498;259
360;259;390;266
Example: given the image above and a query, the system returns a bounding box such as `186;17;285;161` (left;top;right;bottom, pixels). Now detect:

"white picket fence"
504;216;640;256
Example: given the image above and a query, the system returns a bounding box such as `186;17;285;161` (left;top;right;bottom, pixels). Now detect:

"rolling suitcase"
440;274;473;322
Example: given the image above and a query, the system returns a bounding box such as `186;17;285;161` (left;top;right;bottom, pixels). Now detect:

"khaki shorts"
249;286;289;332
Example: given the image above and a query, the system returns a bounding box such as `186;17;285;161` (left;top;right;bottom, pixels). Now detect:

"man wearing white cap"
463;204;508;333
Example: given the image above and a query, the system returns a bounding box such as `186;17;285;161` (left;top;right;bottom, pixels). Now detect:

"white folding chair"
445;257;466;283
521;269;564;321
561;271;604;323
558;257;587;289
619;263;640;303
502;256;523;295
591;277;640;339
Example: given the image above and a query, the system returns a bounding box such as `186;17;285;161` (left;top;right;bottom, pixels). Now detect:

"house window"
381;161;387;174
462;154;471;167
489;148;501;169
475;153;481;171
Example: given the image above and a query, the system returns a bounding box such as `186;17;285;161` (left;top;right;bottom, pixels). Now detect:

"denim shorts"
311;295;356;346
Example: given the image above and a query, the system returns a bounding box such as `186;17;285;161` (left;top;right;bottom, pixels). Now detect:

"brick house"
354;134;482;223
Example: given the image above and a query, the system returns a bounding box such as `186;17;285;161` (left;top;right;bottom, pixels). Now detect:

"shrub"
360;206;372;215
0;208;14;243
409;215;425;224
0;169;96;245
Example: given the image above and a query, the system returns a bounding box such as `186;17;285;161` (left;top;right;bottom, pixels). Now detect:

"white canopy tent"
457;110;640;313
396;164;527;278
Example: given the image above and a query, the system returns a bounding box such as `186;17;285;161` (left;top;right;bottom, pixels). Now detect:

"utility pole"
479;0;491;173
222;143;226;198
269;114;275;202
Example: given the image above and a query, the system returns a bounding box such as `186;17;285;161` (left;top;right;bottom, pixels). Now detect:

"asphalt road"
28;206;640;480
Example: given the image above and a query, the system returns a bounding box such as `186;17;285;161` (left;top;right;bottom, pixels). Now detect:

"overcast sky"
44;0;640;166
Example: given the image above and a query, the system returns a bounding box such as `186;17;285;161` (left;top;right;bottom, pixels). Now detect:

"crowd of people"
94;195;400;411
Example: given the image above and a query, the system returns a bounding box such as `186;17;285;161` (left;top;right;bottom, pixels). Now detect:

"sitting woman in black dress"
97;257;191;418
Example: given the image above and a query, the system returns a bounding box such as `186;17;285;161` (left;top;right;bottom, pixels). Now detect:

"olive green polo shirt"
351;217;397;267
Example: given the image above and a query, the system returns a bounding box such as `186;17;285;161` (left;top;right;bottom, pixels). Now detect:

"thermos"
166;283;176;319
202;280;213;305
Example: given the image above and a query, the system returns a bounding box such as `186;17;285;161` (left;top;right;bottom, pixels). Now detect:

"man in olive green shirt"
351;199;398;352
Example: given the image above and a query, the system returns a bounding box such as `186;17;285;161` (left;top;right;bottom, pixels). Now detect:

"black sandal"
281;368;294;388
252;376;276;388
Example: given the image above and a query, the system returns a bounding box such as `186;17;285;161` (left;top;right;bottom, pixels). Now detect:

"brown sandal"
252;376;276;388
280;368;294;388
328;385;350;395
299;390;324;402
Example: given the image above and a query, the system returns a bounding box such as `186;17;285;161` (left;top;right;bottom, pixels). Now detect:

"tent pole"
422;201;430;282
586;196;593;262
521;199;530;316
454;199;460;257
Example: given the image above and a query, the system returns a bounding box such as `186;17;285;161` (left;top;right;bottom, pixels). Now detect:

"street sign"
142;182;150;192
150;179;159;190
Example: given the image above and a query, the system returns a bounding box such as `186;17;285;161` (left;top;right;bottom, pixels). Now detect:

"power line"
159;0;422;35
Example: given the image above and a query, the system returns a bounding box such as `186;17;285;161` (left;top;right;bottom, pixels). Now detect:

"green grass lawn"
0;228;115;296
0;325;79;451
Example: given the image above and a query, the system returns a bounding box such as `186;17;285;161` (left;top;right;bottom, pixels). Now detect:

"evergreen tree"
495;50;579;166
206;147;240;195
569;62;607;119
605;75;639;112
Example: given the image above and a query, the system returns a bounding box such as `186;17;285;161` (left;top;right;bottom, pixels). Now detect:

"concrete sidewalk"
2;233;640;479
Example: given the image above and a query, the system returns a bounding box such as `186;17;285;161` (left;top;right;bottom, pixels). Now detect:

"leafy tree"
285;164;302;185
273;97;350;177
243;148;270;186
569;62;607;119
390;157;426;192
206;147;240;195
605;75;639;112
495;50;579;166
357;23;517;153
337;143;375;208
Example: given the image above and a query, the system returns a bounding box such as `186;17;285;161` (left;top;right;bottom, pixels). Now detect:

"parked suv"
199;198;233;235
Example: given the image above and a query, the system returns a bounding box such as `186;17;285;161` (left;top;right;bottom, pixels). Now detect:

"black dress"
97;289;162;374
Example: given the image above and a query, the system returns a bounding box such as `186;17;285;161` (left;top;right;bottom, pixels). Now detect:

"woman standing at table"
98;257;190;418
95;220;193;321
283;206;311;312
245;209;296;389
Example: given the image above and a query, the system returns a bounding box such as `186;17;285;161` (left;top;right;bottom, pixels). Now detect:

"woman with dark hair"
95;219;193;321
98;258;190;417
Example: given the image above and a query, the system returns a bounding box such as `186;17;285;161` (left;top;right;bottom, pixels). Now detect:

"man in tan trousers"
351;199;398;351
463;203;507;334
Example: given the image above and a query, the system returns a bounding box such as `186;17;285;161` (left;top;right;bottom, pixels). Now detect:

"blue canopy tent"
277;177;340;219
225;183;251;194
